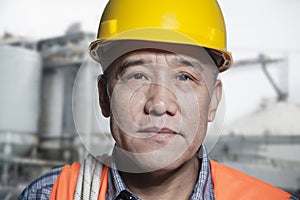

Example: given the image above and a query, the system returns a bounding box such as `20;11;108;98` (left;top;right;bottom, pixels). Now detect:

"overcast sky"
1;0;300;122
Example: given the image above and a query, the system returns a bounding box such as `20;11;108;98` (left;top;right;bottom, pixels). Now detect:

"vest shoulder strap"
50;163;81;200
210;160;292;200
50;162;109;200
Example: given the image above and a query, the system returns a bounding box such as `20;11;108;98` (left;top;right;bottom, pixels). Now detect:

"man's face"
98;49;222;172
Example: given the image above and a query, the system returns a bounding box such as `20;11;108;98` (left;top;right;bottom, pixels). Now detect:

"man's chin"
112;145;190;173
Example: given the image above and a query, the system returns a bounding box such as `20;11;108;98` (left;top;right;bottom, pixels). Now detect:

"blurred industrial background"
1;0;300;199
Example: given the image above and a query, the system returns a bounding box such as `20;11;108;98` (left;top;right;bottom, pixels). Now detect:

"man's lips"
138;127;178;141
139;127;177;134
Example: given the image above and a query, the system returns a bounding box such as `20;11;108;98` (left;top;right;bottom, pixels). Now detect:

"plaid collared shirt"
18;166;62;200
18;146;214;200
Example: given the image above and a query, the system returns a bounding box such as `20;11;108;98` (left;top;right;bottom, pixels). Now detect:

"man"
19;0;297;199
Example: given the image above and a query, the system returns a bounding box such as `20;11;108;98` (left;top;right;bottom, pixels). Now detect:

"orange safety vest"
50;160;292;200
210;160;292;200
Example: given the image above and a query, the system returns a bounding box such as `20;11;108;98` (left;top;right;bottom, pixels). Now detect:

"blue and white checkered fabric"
18;167;62;200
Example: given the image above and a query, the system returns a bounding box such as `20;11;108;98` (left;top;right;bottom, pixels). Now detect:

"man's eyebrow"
118;59;146;75
173;57;203;71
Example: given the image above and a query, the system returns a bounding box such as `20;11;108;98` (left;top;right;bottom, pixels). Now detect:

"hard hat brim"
90;39;231;73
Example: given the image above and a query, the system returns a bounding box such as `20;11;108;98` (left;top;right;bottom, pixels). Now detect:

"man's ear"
208;80;222;122
98;75;110;118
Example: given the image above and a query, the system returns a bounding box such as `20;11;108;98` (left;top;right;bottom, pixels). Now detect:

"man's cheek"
110;87;143;133
111;91;130;130
128;91;146;121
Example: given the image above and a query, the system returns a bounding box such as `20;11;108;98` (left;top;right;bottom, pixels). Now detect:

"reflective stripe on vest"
50;160;292;199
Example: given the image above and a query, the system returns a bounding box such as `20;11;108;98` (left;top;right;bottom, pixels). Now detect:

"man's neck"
119;156;201;200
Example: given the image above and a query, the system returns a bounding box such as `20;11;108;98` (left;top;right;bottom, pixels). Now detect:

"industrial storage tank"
0;45;42;157
72;57;114;162
37;31;98;161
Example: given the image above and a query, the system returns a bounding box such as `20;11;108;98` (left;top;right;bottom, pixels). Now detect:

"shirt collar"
191;146;215;200
108;145;215;200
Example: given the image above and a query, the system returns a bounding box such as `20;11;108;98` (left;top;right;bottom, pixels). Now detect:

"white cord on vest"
74;154;104;200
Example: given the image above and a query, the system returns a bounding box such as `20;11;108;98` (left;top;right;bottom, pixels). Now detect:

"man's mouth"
138;127;178;141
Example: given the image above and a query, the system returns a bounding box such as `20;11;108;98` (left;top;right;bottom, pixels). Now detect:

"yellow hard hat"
89;0;232;72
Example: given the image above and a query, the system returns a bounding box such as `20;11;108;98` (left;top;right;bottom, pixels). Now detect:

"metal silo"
37;31;98;161
0;45;42;157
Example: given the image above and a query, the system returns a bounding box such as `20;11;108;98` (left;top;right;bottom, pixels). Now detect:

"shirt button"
117;190;135;200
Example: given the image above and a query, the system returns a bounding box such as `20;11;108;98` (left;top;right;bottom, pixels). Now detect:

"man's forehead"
118;49;205;69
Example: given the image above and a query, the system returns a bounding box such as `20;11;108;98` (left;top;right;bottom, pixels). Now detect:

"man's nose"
144;84;178;116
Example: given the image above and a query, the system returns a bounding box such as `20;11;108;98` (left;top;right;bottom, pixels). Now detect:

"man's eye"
133;73;147;80
175;74;191;81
